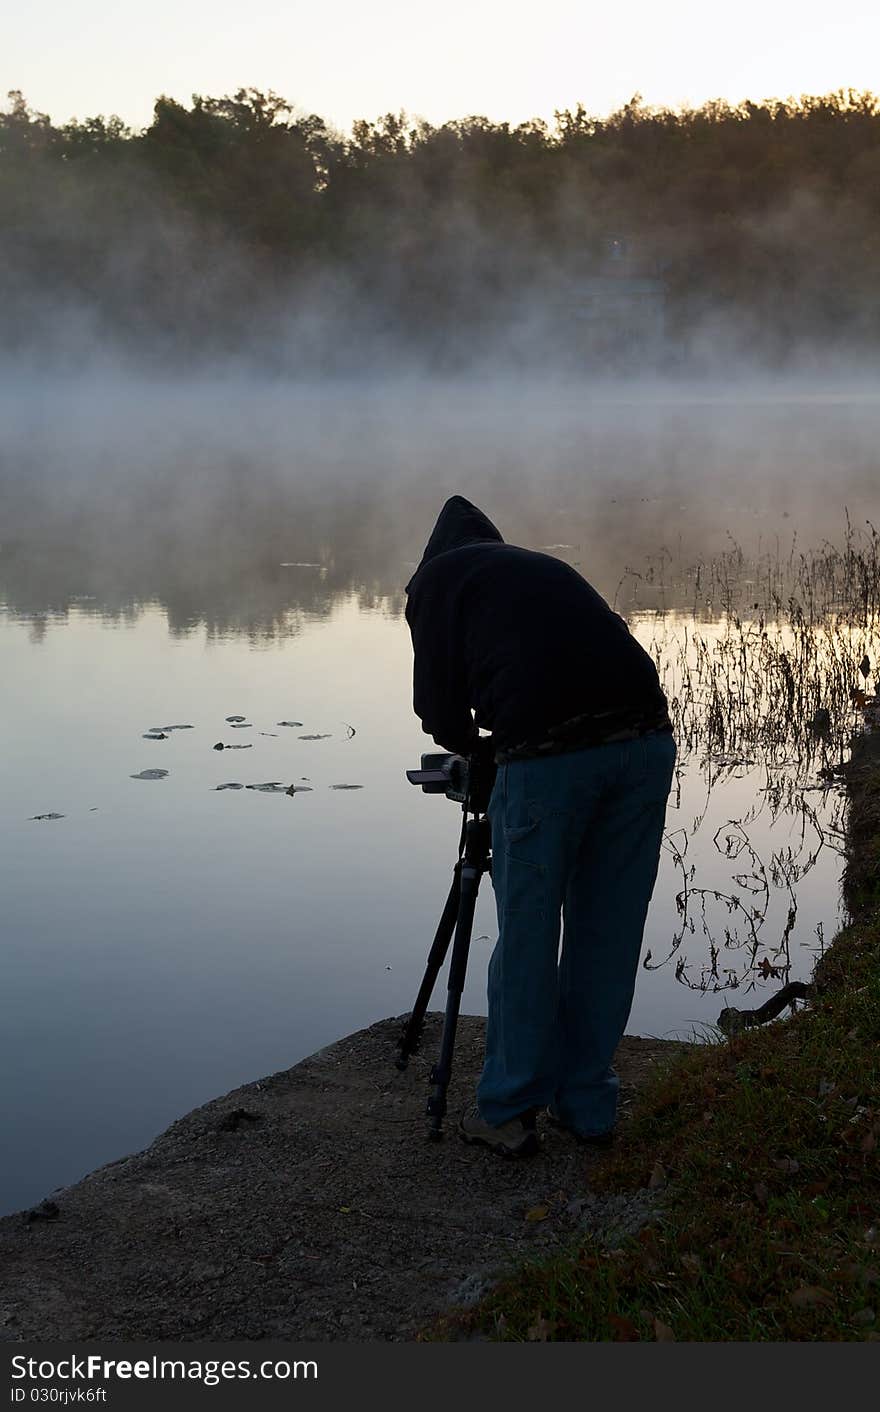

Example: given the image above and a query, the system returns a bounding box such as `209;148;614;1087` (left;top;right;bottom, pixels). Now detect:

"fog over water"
4;374;879;623
1;374;874;1215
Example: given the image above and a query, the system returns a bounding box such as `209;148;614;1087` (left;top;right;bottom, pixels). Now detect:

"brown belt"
496;710;672;764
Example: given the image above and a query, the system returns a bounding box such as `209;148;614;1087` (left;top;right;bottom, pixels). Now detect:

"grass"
431;754;880;1342
625;522;880;997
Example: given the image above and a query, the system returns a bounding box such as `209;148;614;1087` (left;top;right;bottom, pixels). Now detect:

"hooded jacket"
404;495;668;756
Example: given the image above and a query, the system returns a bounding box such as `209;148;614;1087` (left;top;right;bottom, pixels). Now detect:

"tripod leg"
396;864;462;1068
426;817;491;1138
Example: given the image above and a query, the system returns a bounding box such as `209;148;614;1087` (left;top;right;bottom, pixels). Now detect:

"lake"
2;376;876;1215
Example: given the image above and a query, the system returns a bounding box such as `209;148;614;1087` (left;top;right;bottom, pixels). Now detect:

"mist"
3;87;880;631
2;374;879;636
5;87;880;377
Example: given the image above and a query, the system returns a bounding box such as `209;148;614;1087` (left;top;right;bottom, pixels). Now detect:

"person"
405;495;676;1157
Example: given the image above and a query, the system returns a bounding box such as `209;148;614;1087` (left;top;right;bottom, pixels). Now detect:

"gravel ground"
0;1015;687;1342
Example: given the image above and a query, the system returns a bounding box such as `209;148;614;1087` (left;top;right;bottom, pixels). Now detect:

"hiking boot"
545;1108;615;1149
458;1105;542;1157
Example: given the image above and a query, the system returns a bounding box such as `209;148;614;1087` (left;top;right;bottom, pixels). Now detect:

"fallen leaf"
772;1158;800;1174
681;1253;702;1276
789;1285;834;1308
527;1316;557;1341
648;1162;667;1189
753;1182;770;1207
833;1263;861;1285
654;1317;675;1342
525;1205;550;1223
757;957;781;980
852;1308;875;1326
608;1314;640;1341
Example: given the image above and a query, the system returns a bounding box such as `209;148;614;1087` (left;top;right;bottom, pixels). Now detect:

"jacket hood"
407;496;504;588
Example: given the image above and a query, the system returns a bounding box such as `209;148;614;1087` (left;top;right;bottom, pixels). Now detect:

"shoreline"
4;737;874;1343
0;1016;686;1341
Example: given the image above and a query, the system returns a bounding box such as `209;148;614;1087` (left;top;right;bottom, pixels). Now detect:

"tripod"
396;809;492;1140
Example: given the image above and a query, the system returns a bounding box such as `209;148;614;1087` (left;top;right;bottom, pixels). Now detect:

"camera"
406;742;496;813
406;752;470;802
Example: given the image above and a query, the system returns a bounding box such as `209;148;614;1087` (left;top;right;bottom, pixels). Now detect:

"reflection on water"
3;379;876;1216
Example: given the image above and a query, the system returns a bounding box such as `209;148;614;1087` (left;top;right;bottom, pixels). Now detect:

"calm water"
3;378;873;1215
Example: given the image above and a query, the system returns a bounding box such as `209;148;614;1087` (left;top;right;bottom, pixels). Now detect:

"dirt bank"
0;1016;686;1342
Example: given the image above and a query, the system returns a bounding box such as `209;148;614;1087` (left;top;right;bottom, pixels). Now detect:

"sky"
5;0;880;134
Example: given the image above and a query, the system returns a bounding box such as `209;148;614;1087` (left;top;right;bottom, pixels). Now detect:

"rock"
23;1201;60;1225
0;1018;686;1342
218;1109;262;1133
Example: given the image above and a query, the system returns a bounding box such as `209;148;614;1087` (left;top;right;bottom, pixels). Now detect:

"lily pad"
131;769;169;780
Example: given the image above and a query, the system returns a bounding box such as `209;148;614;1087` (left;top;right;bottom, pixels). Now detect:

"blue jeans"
476;731;676;1136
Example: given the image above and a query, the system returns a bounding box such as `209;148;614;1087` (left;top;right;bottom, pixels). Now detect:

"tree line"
3;86;880;369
